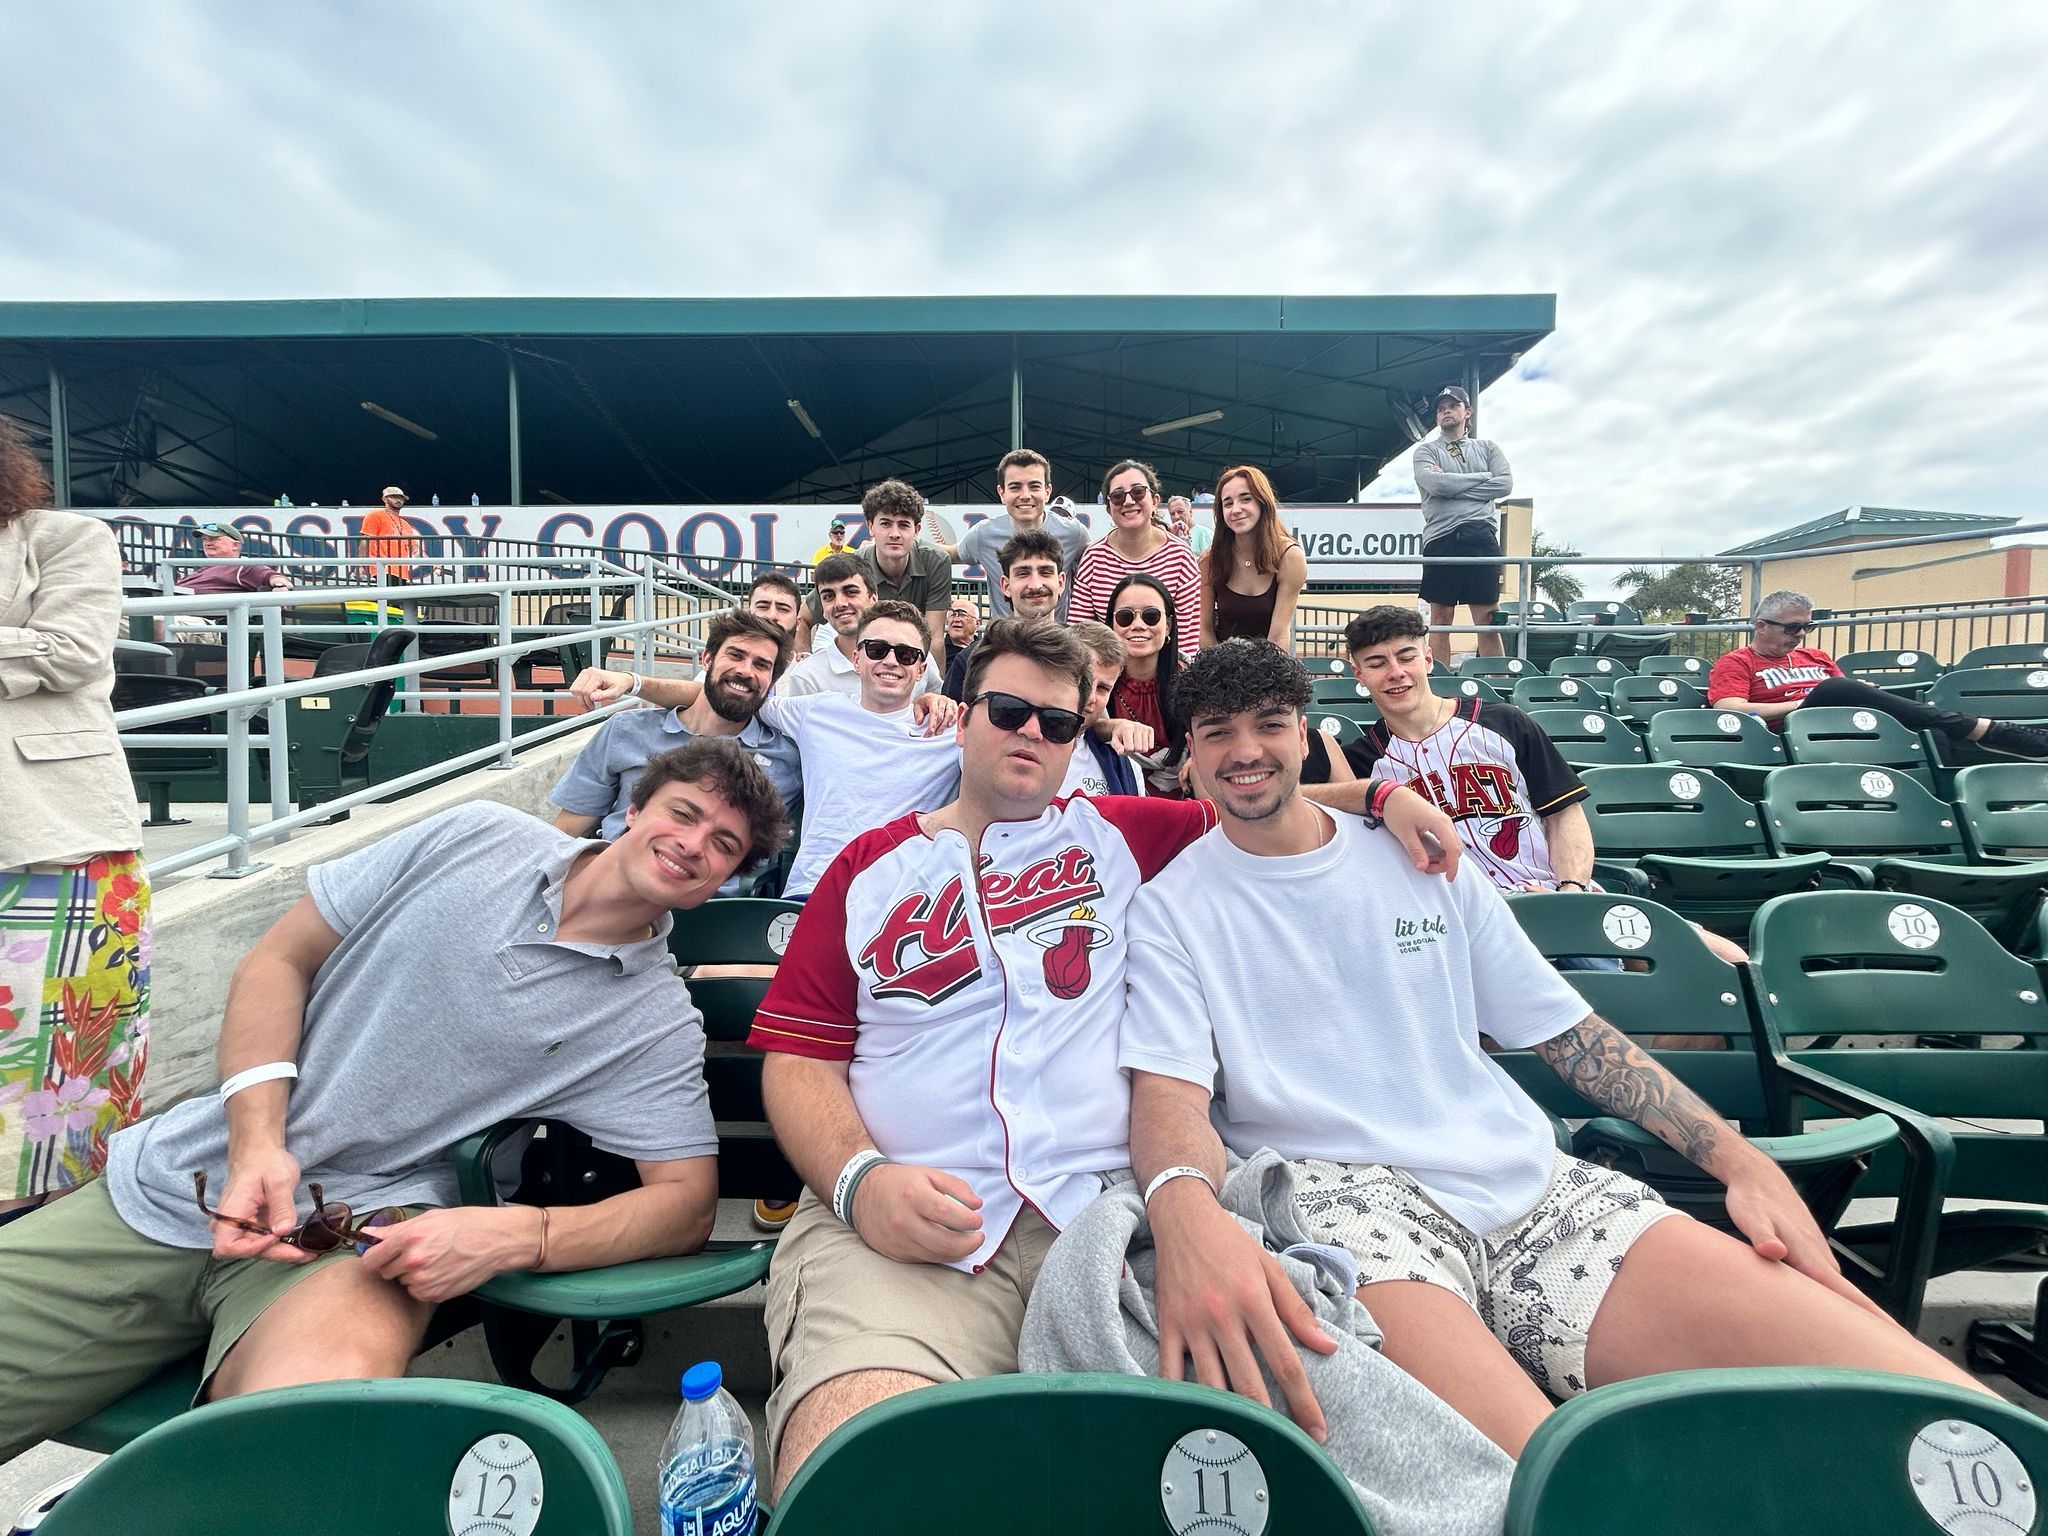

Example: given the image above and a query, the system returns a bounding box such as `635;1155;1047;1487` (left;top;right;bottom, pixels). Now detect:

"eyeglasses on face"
857;638;927;667
1107;485;1153;506
1113;605;1165;629
192;1171;403;1252
966;690;1084;744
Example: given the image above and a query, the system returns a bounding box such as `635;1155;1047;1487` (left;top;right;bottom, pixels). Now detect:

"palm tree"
1528;532;1585;611
1617;563;1742;621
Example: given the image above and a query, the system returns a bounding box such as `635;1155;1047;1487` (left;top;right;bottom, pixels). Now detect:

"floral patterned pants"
0;855;152;1198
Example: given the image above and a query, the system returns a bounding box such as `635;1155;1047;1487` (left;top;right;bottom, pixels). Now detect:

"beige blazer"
0;509;144;867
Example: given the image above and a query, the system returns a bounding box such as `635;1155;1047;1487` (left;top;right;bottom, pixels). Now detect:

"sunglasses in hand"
857;638;927;667
193;1171;404;1252
966;690;1084;744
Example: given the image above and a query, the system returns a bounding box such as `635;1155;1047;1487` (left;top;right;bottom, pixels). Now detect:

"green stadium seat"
1953;763;2048;860
1496;599;1566;624
1783;705;1938;792
1929;664;2048;722
768;1374;1376;1535
1428;674;1506;706
1566;600;1642;629
1753;892;2048;1383
1308;712;1366;747
1836;647;1943;699
256;626;419;812
450;898;802;1403
1635;654;1710;680
1608;675;1707;729
1504;1367;2048;1536
1511;674;1602;710
40;1378;632;1536
1579;765;1837;938
1309;697;1380;727
1551;654;1630;683
1759;764;2048;944
1299;655;1356;682
1526;709;1648;770
1310;673;1374;704
1645;708;1788;780
1456;654;1533;680
1955;641;2048;671
1503;895;1923;1315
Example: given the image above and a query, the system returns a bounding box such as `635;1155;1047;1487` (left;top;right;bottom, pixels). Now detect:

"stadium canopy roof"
0;294;1553;509
1719;506;2020;557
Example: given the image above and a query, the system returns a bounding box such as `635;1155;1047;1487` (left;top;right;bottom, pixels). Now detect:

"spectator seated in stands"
1121;640;1990;1461
743;618;1461;1499
1710;589;2048;758
576;600;959;901
1103;571;1192;797
942;529;1067;700
552;610;801;893
799;480;953;659
0;742;787;1463
178;523;292;594
942;598;978;674
1059;620;1152;798
745;570;805;640
780;554;941;698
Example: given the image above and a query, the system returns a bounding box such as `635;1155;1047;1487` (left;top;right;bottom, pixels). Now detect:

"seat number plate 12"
449;1432;544;1536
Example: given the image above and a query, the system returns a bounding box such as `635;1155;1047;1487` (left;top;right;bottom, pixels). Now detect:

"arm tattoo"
1532;1014;1724;1170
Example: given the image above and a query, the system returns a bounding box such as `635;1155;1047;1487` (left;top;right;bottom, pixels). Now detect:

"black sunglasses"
1107;485;1153;505
966;690;1084;745
1759;618;1813;636
1113;605;1165;628
858;638;927;667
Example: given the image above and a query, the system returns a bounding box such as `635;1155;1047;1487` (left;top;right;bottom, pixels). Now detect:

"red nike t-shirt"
1707;645;1841;707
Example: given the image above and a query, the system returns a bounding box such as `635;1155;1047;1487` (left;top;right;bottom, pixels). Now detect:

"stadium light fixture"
360;401;439;441
786;398;823;440
1141;408;1224;437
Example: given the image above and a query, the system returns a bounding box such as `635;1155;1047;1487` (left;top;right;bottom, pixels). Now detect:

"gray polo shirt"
956;512;1090;619
1413;436;1513;542
105;803;718;1249
550;705;802;857
807;542;953;621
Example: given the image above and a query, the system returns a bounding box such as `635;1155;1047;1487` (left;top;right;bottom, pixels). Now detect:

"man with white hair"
1709;590;2048;758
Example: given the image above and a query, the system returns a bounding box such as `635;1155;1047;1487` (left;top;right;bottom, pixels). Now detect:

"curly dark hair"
0;415;53;528
860;478;925;525
627;737;791;873
1175;638;1312;727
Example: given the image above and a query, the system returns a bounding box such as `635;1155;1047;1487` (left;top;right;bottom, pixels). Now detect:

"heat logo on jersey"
1025;903;1114;999
1406;761;1519;822
857;846;1107;1004
1474;812;1528;860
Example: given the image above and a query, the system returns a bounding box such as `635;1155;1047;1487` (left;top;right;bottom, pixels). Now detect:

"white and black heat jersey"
1344;698;1588;892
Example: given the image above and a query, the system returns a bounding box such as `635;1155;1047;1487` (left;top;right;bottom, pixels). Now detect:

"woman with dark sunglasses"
1104;572;1193;796
1069;459;1202;642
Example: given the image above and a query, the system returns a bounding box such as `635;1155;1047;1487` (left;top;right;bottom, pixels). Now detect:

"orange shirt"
358;508;420;571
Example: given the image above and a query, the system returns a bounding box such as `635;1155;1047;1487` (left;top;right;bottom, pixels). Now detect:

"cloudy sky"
8;3;2046;565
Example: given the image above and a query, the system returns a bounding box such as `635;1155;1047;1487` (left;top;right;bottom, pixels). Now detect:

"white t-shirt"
778;639;941;700
1119;807;1591;1235
759;692;962;898
1056;742;1146;800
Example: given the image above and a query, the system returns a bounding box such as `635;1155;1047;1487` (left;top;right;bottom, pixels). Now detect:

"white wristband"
625;672;644;699
1143;1165;1216;1206
831;1148;888;1226
219;1061;298;1103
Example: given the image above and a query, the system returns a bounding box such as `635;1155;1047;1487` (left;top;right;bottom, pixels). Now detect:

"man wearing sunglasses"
0;740;787;1461
1710;589;2048;757
776;554;941;700
747;618;1461;1499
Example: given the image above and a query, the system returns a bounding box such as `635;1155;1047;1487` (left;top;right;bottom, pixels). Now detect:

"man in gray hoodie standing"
1414;385;1513;668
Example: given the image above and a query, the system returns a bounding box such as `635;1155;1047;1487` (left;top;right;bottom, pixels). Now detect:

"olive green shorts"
0;1178;400;1464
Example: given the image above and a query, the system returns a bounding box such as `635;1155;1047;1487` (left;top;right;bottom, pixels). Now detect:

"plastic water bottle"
430;492;441;507
470;492;481;506
658;1361;757;1536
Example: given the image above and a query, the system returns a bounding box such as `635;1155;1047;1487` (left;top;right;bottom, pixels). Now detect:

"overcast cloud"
6;2;2046;562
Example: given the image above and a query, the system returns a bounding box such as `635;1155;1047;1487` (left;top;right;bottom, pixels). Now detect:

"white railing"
117;559;737;878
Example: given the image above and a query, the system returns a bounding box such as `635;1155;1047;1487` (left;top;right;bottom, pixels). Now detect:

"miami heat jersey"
1345;698;1587;892
750;793;1214;1271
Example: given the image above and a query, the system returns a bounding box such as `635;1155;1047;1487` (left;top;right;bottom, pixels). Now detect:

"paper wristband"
219;1061;299;1102
832;1149;889;1226
1142;1165;1216;1205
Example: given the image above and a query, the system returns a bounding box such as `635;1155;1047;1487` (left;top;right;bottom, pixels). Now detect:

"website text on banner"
104;503;1425;582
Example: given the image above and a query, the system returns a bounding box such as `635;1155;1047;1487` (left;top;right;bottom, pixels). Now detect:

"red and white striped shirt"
1068;536;1203;644
750;794;1214;1270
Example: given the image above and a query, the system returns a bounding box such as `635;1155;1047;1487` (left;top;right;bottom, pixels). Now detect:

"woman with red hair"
1200;463;1307;648
0;416;150;1224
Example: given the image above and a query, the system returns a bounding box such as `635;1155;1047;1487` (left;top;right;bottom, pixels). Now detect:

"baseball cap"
1434;386;1471;407
1048;495;1076;513
829;519;846;532
381;485;407;500
195;521;243;543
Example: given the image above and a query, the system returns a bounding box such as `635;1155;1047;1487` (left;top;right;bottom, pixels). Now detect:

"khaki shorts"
763;1191;1057;1466
0;1178;402;1463
1294;1149;1680;1398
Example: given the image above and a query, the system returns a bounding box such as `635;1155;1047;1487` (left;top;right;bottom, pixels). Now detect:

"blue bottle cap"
681;1361;723;1402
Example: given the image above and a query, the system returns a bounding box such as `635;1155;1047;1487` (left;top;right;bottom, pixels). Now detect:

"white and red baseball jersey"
750;793;1215;1271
